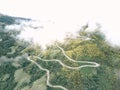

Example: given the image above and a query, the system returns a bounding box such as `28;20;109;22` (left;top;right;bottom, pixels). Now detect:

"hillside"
0;14;120;90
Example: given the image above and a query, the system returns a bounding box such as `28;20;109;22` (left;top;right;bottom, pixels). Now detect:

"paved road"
27;44;100;90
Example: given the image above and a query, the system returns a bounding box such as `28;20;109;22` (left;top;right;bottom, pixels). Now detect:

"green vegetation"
0;14;120;90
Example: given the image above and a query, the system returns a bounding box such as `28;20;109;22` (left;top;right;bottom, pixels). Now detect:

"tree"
40;24;119;90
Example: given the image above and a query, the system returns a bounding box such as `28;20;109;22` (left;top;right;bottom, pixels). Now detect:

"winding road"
27;44;100;90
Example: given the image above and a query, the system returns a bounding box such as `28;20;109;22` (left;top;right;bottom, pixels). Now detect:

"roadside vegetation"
0;14;120;90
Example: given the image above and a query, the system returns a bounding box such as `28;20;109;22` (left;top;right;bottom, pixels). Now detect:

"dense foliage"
41;26;120;90
0;14;120;90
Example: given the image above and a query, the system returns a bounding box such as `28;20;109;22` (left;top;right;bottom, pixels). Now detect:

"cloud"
1;0;120;47
0;54;28;63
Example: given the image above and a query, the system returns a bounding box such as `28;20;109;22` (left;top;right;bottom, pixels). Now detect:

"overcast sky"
0;0;120;47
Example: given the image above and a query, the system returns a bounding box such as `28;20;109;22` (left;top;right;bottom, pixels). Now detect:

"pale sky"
0;0;120;47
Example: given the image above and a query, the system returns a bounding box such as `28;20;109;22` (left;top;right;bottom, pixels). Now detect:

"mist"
0;54;28;63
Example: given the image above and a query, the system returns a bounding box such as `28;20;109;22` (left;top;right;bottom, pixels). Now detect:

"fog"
1;0;120;48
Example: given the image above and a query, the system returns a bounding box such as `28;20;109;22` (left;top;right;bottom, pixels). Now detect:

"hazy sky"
0;0;120;47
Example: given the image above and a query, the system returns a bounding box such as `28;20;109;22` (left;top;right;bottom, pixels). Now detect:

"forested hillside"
0;14;120;90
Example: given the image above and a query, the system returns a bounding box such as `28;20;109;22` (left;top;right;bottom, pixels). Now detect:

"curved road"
56;43;100;67
27;57;68;90
27;44;100;90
